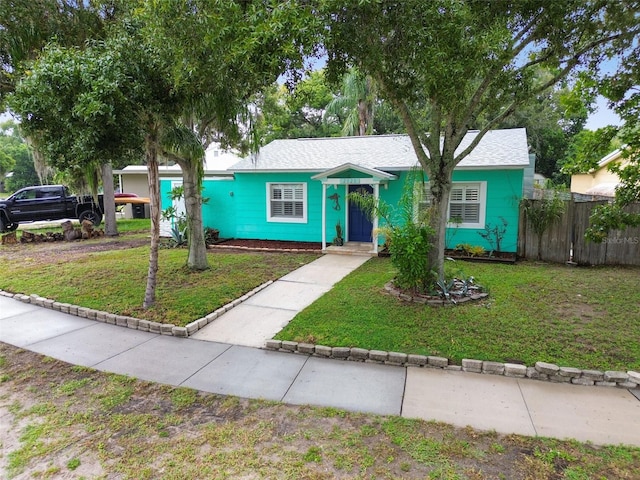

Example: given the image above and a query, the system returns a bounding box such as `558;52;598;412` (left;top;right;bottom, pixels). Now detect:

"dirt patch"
2;344;638;479
0;234;149;264
0;235;320;265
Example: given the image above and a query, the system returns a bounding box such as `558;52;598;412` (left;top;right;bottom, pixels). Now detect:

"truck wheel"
0;216;5;233
79;210;103;226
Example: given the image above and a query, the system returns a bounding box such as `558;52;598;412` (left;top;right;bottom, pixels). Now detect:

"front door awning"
311;163;397;184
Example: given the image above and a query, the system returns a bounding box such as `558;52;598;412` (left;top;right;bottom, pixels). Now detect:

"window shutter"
463;204;480;223
450;187;464;202
269;183;305;220
465;187;479;202
418;182;432;211
448;184;481;224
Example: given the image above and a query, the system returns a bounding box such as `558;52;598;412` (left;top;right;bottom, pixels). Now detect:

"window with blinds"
449;185;480;223
420;182;484;227
268;183;307;222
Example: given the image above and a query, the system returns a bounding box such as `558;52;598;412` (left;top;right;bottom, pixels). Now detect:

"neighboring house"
570;148;629;198
533;173;547;187
160;128;532;253
114;144;238;220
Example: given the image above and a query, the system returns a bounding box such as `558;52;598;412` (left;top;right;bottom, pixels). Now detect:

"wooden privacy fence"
518;200;640;266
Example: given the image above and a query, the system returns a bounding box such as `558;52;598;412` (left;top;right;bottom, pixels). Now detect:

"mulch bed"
444;249;517;264
211;239;323;251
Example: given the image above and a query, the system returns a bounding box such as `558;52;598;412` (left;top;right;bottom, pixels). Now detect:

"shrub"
387;222;435;292
348;169;436;293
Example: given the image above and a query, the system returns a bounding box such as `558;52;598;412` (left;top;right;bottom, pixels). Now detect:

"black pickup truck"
0;185;104;233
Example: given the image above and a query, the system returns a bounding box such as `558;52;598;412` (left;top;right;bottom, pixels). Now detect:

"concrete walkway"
1;255;639;447
192;254;370;347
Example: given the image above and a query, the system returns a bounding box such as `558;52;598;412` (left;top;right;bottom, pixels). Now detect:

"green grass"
0;244;319;325
2;226;638;370
276;257;640;371
3;344;639;479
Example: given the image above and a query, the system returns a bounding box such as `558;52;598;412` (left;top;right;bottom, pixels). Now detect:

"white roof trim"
593;148;624;172
311;163;397;181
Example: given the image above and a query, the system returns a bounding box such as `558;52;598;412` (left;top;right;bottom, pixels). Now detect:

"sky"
1;101;621;132
584;95;622;130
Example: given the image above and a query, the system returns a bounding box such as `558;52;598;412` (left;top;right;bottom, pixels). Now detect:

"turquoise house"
160;128;533;254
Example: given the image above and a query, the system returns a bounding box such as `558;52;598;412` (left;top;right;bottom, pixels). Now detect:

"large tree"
493;68;593;182
321;0;640;279
325;68;376;136
0;120;18;189
255;73;341;142
1;0;122;233
10;42;145;236
0;120;38;190
0;0;109;106
583;44;640;240
11;25;177;308
139;0;319;270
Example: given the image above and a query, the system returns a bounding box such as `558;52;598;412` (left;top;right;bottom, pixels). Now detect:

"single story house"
571;148;629;198
160;128;533;253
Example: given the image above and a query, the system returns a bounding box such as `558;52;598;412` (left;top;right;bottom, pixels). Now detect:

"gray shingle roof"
231;128;529;172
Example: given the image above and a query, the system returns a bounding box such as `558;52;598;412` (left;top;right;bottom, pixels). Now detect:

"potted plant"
333;220;344;246
204;227;220;245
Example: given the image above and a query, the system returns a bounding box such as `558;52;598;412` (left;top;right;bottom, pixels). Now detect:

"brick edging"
264;339;640;390
0;282;273;338
2;288;638;390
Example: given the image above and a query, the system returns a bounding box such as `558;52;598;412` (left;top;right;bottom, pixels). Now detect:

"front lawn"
0;236;320;325
276;258;640;371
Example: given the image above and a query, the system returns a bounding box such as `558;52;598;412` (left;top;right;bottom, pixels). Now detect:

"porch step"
323;242;377;257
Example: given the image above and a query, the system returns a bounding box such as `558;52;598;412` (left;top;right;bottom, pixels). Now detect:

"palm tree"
325;68;377;136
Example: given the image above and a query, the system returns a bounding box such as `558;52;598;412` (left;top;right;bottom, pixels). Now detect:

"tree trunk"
358;99;367;136
143;132;161;309
427;176;453;281
177;157;209;271
537;232;543;261
101;162;118;237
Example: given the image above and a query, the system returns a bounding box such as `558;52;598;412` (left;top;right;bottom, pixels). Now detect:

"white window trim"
421;181;487;229
266;182;308;224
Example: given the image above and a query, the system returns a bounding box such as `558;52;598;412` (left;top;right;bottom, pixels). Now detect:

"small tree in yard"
137;0;319;271
477;217;508;254
520;195;565;261
11;27;179;309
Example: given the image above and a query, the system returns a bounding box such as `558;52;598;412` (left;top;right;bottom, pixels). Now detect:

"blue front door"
348;184;373;242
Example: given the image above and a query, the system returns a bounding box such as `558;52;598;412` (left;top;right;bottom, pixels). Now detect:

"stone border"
0;282;273;338
264;340;640;390
384;281;489;305
2;288;638;390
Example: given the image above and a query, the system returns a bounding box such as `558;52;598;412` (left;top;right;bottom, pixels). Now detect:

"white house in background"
113;143;239;219
570;148;630;197
533;173;547;187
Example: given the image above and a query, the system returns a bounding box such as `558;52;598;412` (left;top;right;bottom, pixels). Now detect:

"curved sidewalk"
1;261;639;447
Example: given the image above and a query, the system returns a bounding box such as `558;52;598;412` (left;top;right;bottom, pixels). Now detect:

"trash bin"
132;204;146;219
